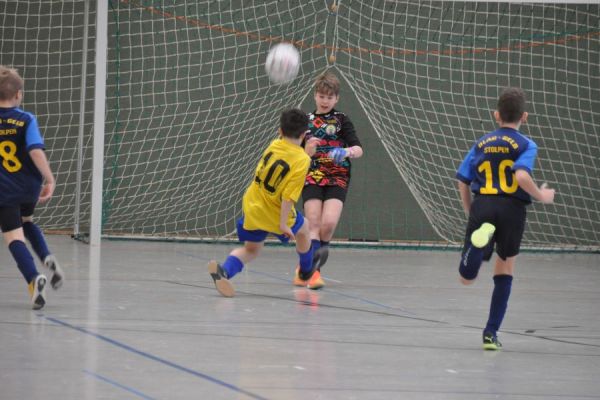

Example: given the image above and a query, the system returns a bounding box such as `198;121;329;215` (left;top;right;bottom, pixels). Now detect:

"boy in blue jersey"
456;87;555;350
207;109;320;297
0;66;65;310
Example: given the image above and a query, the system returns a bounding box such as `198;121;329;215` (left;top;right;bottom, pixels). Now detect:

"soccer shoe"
43;255;65;290
28;274;47;310
293;265;317;287
208;260;235;298
471;223;496;248
307;270;325;290
293;265;306;287
483;332;502;351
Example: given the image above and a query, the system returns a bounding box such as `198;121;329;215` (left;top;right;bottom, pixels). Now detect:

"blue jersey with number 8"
0;107;45;206
456;127;537;204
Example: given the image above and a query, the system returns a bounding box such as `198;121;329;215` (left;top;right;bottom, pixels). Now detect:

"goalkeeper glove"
328;147;349;165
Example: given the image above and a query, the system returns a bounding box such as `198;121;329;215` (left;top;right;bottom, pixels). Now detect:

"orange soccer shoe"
293;266;307;287
307;270;325;290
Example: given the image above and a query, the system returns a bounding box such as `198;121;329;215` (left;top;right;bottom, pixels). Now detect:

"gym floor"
1;236;599;399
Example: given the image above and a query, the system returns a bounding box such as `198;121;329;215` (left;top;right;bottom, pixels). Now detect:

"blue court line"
46;317;269;400
83;369;157;400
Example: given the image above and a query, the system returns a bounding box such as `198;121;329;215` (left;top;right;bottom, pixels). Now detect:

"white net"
101;0;330;237
1;1;598;249
334;1;600;248
0;1;94;232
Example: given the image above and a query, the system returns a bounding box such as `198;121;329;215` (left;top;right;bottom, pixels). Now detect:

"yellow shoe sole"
471;223;496;248
208;261;235;297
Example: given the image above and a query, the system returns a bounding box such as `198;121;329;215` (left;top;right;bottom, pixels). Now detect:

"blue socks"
485;274;513;335
222;255;244;279
298;245;314;275
459;244;484;280
311;239;321;253
9;240;38;284
22;221;50;261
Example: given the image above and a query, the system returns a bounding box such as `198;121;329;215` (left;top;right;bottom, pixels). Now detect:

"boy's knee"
242;243;262;259
22;216;33;223
308;219;321;232
320;220;338;234
459;263;479;282
298;219;310;234
459;276;476;285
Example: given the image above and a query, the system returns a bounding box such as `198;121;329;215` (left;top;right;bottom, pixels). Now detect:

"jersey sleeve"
341;116;361;147
281;157;310;202
456;145;476;184
25;115;45;151
512;138;537;174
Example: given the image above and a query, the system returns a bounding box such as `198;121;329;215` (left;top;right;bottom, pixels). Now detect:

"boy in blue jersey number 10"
456;87;555;350
0;66;65;310
208;109;320;297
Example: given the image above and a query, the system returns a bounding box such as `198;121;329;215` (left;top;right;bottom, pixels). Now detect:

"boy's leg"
208;217;265;297
20;205;50;261
21;204;64;289
316;197;344;270
208;242;263;298
293;219;320;287
303;197;323;247
458;198;495;285
1;211;47;310
483;256;516;350
482;197;525;350
300;187;324;283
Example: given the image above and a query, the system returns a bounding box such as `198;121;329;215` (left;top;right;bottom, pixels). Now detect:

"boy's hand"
280;224;295;241
328;147;348;165
304;137;320;157
38;181;55;203
538;182;555;204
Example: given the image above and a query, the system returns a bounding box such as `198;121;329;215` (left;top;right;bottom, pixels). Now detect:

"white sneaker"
44;255;65;290
29;274;47;310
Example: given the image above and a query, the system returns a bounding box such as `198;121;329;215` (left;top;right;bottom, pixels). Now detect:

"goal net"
1;1;598;249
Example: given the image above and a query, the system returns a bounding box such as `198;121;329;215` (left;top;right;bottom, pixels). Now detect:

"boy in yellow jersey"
208;109;320;297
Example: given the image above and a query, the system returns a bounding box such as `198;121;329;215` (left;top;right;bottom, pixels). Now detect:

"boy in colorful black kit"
208;108;319;297
295;71;363;290
456;87;555;350
0;66;65;309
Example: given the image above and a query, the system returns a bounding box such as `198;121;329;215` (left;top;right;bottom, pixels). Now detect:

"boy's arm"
457;181;472;216
304;137;320;157
513;139;554;204
29;148;55;202
279;199;295;239
515;170;555;204
345;145;363;159
456;145;476;216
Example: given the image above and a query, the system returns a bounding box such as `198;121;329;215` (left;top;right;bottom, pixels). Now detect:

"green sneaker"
483;332;502;351
471;223;496;248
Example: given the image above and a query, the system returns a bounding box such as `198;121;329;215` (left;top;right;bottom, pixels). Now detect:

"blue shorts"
236;212;305;244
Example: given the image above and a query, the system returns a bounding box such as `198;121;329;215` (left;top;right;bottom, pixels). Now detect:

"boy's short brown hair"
497;87;526;124
280;108;309;139
0;66;24;101
314;71;340;96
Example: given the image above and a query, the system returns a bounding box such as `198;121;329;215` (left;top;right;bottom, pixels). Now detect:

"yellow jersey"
242;138;310;234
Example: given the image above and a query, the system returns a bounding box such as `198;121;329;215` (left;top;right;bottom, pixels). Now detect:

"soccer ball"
265;43;300;84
